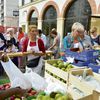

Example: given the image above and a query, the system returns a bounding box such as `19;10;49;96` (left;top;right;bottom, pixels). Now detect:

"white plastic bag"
45;78;67;94
66;57;74;63
1;58;32;90
24;69;47;91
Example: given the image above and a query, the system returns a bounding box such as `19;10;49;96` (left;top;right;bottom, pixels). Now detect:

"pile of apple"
0;83;11;90
47;60;74;72
0;82;73;100
10;89;37;100
29;91;73;100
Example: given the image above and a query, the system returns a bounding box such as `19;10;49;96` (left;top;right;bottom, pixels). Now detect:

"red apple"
0;85;4;90
28;93;33;96
30;90;37;95
5;85;10;89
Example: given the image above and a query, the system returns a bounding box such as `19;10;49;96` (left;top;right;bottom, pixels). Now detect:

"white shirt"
73;42;83;51
0;38;5;48
41;33;47;47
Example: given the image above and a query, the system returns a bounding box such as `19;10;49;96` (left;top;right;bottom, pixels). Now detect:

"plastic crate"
73;61;92;67
88;63;100;73
65;49;99;62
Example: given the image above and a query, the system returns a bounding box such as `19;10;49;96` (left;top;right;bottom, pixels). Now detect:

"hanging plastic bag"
45;78;67;94
1;58;32;90
24;69;47;91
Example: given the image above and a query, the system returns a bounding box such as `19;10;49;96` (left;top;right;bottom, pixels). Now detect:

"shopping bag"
1;58;32;90
24;69;47;91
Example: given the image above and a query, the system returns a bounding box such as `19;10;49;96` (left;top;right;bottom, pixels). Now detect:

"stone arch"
61;0;97;17
27;6;39;21
39;1;60;20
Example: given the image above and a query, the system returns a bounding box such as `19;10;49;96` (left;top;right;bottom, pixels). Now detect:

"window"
1;0;3;3
1;13;4;19
28;11;38;25
1;20;4;25
31;0;34;2
1;5;4;10
22;0;25;6
64;0;91;36
42;6;57;35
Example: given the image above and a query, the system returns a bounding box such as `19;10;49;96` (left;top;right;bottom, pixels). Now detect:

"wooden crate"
45;72;93;100
45;61;93;100
45;60;100;100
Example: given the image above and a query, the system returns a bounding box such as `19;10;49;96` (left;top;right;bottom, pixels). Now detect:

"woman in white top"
48;30;60;58
22;25;45;74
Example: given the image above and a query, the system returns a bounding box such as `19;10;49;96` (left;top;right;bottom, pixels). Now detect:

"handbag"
26;56;41;68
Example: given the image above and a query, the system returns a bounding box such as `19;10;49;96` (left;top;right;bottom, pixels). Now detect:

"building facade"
0;0;19;33
19;0;100;42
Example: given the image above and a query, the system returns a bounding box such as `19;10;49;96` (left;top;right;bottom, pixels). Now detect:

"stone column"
57;17;65;47
26;21;29;33
38;19;43;29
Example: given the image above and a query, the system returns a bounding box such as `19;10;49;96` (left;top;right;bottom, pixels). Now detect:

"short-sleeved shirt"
18;32;24;42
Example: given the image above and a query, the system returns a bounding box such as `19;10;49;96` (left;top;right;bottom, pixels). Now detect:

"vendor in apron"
22;25;45;74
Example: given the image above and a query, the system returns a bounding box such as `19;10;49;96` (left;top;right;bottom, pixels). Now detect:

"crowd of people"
63;22;100;52
0;22;100;75
0;22;100;99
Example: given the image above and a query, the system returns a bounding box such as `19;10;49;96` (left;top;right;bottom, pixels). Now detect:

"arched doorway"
64;0;91;36
28;10;38;26
42;6;57;35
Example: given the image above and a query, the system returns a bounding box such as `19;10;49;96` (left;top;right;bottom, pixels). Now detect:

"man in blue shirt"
63;32;72;49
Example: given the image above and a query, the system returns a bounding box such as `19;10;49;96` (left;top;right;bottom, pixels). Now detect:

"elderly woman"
71;22;92;52
6;28;18;47
5;28;19;66
22;25;45;74
90;27;100;45
0;33;6;50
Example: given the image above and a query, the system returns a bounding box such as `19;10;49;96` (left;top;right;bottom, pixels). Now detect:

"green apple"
58;63;64;69
61;68;65;71
50;92;57;98
53;63;58;67
55;94;62;100
67;64;74;69
42;95;51;100
37;95;43;100
64;63;70;68
57;60;63;64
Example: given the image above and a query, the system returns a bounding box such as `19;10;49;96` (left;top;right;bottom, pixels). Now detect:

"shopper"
0;33;6;76
71;22;92;52
48;30;60;59
22;25;45;74
90;27;100;45
0;33;6;50
63;32;72;49
5;28;19;67
17;27;24;43
37;29;47;48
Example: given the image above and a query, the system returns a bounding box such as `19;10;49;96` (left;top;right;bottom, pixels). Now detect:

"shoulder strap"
98;35;100;45
80;40;85;50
